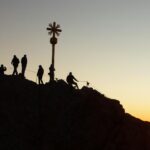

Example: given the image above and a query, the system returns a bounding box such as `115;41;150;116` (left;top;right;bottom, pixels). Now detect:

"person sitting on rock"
66;72;79;89
37;65;44;84
0;64;7;76
11;55;20;75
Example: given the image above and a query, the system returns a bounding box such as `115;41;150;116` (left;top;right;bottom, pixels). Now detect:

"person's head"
1;64;3;68
24;54;26;57
14;55;16;58
69;72;72;75
39;65;42;68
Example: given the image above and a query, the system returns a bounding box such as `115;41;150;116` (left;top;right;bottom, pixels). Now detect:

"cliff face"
0;75;150;150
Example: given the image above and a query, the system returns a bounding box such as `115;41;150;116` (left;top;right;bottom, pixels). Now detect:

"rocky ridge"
0;75;150;150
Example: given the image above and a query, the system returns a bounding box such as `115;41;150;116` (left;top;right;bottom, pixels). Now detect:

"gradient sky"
0;0;150;121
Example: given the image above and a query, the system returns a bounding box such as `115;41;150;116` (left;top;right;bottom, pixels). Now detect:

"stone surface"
0;75;150;150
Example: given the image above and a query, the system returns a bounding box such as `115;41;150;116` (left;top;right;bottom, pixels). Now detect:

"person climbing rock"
66;72;79;89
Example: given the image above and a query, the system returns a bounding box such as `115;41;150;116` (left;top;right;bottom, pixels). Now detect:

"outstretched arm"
73;76;78;82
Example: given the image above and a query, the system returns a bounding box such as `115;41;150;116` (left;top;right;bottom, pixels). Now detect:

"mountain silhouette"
0;75;150;150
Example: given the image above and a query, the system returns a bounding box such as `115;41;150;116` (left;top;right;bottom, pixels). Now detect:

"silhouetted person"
37;65;44;84
11;55;20;75
66;72;79;89
0;64;7;76
48;64;55;82
21;54;27;77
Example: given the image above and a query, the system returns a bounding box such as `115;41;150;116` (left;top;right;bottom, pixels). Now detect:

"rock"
0;75;150;150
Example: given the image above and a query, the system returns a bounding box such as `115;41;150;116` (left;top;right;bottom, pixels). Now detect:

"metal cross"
47;22;62;37
47;21;62;81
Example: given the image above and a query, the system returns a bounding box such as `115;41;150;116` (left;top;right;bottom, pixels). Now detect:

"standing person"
0;64;7;76
48;64;55;82
66;72;79;89
21;54;27;77
37;65;44;84
11;55;19;75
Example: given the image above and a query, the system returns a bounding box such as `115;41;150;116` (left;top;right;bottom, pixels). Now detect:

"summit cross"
47;21;62;81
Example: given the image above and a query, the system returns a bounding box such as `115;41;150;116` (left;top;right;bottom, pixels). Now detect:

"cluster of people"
0;54;27;77
37;64;79;89
1;55;79;89
11;54;27;77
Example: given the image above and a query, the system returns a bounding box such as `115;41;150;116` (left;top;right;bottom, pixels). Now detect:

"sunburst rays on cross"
47;22;62;37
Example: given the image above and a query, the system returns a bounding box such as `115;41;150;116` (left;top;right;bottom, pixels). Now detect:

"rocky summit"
0;75;150;150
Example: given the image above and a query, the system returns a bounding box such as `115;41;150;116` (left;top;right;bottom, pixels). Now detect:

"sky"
0;0;150;121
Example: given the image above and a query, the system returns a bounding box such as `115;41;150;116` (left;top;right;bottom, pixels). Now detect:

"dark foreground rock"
0;75;150;150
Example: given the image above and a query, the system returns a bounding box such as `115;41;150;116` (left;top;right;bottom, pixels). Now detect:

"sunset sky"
0;0;150;121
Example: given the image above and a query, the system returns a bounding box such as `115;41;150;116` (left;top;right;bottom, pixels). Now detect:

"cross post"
47;21;62;81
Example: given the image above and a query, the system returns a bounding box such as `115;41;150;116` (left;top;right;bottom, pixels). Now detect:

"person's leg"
73;82;79;89
75;83;79;89
24;66;27;77
38;78;40;84
14;66;17;75
22;66;25;77
69;82;73;88
41;79;43;84
14;66;18;75
16;66;18;75
12;67;15;75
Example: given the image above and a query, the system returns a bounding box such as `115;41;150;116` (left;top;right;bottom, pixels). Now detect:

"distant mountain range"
0;75;150;150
